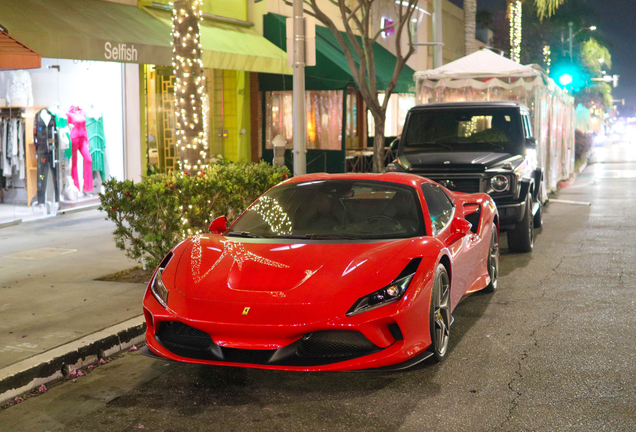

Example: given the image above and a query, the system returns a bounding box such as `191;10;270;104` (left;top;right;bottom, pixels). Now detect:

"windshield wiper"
225;231;264;238
308;234;359;240
474;141;505;150
407;141;454;151
270;233;358;240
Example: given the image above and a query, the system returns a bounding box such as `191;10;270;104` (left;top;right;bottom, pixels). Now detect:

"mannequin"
66;106;93;193
34;108;60;204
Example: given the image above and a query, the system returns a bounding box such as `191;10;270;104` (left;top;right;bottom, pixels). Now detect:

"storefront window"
266;90;343;150
367;93;415;138
143;65;178;173
0;59;125;224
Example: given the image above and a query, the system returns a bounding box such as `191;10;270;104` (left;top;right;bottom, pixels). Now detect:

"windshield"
402;108;523;154
228;180;425;240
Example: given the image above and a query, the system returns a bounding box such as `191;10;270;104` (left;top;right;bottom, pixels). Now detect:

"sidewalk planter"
100;160;289;268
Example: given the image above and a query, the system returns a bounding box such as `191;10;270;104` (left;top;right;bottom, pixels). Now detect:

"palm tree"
464;0;567;60
465;0;477;55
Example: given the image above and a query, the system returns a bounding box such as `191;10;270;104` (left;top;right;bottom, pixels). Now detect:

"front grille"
156;321;212;352
155;323;384;367
297;331;380;359
434;178;481;193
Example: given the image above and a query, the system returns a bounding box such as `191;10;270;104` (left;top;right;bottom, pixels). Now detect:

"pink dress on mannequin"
66;106;93;193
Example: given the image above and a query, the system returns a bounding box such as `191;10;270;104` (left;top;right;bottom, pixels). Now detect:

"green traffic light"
559;73;573;86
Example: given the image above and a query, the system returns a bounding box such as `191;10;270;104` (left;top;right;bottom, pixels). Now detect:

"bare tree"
288;0;419;172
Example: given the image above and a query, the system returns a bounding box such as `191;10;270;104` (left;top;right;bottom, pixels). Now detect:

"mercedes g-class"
387;101;544;253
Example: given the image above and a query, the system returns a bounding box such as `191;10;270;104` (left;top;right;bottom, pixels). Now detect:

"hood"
171;235;414;305
401;152;517;173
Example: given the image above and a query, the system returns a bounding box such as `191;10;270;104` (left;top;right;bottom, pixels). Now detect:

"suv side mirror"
390;138;400;152
209;216;228;234
526;137;537;149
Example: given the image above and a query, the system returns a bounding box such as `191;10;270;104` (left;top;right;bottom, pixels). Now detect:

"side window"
421;184;454;236
522;114;533;138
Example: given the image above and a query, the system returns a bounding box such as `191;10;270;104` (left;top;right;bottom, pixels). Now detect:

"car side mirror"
390;138;400;152
526;137;537;149
209;216;228;234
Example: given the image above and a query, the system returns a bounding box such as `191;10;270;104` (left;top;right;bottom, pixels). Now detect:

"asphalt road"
1;140;636;432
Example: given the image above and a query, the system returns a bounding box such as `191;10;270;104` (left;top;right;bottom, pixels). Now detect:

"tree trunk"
372;113;386;173
464;0;477;55
173;0;205;173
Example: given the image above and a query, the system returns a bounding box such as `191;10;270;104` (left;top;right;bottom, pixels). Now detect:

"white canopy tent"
414;49;575;192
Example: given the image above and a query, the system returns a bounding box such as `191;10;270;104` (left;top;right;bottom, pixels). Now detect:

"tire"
429;264;451;362
483;224;499;293
507;193;534;253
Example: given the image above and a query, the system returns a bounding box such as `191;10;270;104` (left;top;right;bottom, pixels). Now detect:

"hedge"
99;160;289;269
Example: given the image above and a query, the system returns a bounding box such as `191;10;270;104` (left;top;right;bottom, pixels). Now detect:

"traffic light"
550;62;587;91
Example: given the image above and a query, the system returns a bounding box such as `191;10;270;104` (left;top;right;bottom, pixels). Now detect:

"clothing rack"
1;107;45;204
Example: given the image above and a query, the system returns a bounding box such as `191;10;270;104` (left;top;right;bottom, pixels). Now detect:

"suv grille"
434;178;481;193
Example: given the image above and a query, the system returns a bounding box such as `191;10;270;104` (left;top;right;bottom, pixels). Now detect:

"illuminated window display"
265;90;343;151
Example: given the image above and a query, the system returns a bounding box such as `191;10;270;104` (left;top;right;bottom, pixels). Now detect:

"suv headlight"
151;252;173;308
490;175;510;193
346;274;415;316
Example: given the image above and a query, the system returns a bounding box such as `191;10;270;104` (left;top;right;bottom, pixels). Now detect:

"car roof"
281;172;437;188
412;101;529;110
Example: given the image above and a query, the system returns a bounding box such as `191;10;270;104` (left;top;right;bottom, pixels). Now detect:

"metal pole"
568;22;573;62
292;0;306;176
433;0;443;68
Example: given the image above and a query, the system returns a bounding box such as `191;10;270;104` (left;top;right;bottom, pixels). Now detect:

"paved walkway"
0;209;144;371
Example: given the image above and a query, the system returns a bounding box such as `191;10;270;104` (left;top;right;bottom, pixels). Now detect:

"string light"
509;0;522;63
543;45;551;73
172;0;207;172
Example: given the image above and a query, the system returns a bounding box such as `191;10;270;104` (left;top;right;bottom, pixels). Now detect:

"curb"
558;159;589;189
0;315;146;406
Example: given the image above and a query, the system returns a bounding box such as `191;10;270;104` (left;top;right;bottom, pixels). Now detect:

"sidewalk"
0;209;147;405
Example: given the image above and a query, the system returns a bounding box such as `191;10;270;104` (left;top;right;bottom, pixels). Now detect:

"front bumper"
495;198;527;229
142;282;433;372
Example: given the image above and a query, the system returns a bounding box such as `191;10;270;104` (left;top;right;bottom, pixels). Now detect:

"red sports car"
142;173;499;371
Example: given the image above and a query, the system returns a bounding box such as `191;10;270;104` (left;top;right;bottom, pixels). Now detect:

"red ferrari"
142;173;499;371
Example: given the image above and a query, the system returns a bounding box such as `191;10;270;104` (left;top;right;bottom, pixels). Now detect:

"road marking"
2;248;77;260
0;343;39;353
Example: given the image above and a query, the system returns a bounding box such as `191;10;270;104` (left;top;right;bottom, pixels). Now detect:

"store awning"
143;8;291;75
260;13;415;93
0;30;41;70
0;0;173;65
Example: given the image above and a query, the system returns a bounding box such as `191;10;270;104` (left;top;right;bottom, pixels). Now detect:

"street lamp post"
566;22;596;62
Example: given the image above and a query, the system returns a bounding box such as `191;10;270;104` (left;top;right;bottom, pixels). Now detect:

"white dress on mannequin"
6;70;34;107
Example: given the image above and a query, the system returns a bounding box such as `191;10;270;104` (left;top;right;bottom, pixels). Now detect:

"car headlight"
346;274;415;316
151;252;173;308
490;174;510;193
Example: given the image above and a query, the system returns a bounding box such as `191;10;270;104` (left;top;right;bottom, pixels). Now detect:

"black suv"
387;101;543;253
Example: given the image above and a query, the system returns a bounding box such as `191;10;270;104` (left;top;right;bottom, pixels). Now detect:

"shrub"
99;160;289;269
575;130;593;162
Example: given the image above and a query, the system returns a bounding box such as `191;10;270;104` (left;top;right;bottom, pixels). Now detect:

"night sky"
449;0;636;117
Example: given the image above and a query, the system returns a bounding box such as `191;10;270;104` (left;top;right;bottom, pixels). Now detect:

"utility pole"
433;0;443;68
568;21;573;62
292;0;306;176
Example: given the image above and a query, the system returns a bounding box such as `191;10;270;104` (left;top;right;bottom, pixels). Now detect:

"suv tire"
507;193;534;253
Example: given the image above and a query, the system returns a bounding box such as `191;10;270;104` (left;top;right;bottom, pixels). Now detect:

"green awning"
0;0;293;73
0;0;174;65
260;13;415;93
144;8;292;74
